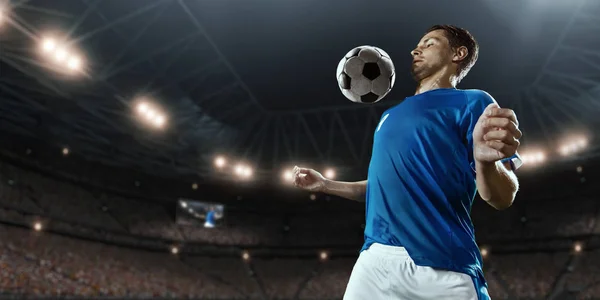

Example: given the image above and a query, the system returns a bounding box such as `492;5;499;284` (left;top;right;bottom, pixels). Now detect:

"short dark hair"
426;25;479;83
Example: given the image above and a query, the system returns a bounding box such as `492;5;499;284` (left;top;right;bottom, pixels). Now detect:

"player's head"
410;25;479;85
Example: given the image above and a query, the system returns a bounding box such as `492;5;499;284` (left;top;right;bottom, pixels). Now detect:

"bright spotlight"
324;168;335;179
242;167;253;177
214;156;226;168
234;165;244;175
154;115;165;127
521;151;545;165
242;251;250;261
67;56;81;71
134;100;168;129
192;183;198;190
574;242;582;253
62;147;69;156
33;222;42;231
559;145;574;156
171;246;179;255
480;247;489;258
320;251;328;260
180;201;187;208
54;48;68;62
137;102;148;114
39;36;85;75
559;136;588;156
42;38;56;52
282;169;293;182
146;109;156;119
234;164;252;178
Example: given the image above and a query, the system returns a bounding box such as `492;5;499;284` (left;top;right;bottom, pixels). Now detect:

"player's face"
410;30;454;81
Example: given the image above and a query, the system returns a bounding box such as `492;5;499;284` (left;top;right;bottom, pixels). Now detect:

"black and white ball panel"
336;45;396;103
350;75;371;95
357;47;381;63
372;76;392;96
361;92;380;103
338;73;351;90
341;88;361;102
344;57;364;78
377;56;394;78
362;62;380;80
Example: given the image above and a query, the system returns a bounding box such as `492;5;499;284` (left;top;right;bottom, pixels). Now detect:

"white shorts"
343;243;489;300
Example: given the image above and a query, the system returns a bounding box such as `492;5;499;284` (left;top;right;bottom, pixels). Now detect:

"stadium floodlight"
242;167;253;177
134;100;167;129
480;247;489;258
319;251;328;261
234;164;244;175
137;102;149;114
520;151;545;166
214;156;226;168
574;242;582;253
54;48;68;62
282;169;293;182
39;36;85;73
324;168;336;179
146;109;156;119
153;115;165;127
67;56;81;71
559;136;588;156
242;251;250;261
234;164;253;178
33;222;42;231
42;38;56;52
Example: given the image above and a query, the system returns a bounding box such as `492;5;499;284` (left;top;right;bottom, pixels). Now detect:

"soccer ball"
336;45;396;103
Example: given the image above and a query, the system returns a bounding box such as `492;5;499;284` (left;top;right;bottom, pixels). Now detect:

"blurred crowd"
0;160;599;299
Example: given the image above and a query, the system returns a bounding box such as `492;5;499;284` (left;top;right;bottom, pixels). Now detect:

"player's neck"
414;70;456;95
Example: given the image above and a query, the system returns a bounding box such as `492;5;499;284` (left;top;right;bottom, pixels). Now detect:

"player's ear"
452;46;468;63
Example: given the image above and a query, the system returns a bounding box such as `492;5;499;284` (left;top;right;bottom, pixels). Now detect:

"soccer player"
292;25;522;299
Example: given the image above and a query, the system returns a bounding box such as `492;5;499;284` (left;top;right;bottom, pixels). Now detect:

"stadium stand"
1;159;600;299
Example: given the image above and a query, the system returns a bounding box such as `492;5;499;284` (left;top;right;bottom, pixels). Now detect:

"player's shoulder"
460;89;495;101
460;89;498;108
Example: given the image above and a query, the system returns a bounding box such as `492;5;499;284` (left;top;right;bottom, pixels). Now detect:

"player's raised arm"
292;166;367;202
472;103;522;210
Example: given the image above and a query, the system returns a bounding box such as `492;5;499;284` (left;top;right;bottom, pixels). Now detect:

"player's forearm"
475;161;518;210
322;180;367;202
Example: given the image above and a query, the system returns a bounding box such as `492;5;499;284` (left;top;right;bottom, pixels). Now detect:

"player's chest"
374;98;463;139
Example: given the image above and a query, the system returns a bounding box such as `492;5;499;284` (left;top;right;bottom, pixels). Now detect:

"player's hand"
292;166;326;192
473;103;522;164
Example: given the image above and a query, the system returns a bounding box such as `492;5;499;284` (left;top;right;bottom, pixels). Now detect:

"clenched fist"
473;103;522;163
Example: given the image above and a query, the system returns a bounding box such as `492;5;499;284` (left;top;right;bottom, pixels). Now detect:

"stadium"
1;0;600;299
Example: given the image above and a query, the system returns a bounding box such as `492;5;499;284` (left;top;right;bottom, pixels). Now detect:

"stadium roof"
1;0;600;183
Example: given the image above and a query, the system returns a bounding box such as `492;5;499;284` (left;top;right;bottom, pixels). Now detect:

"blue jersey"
362;88;520;283
206;210;216;224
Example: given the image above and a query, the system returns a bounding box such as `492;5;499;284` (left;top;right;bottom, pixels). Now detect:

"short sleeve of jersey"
460;90;522;172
